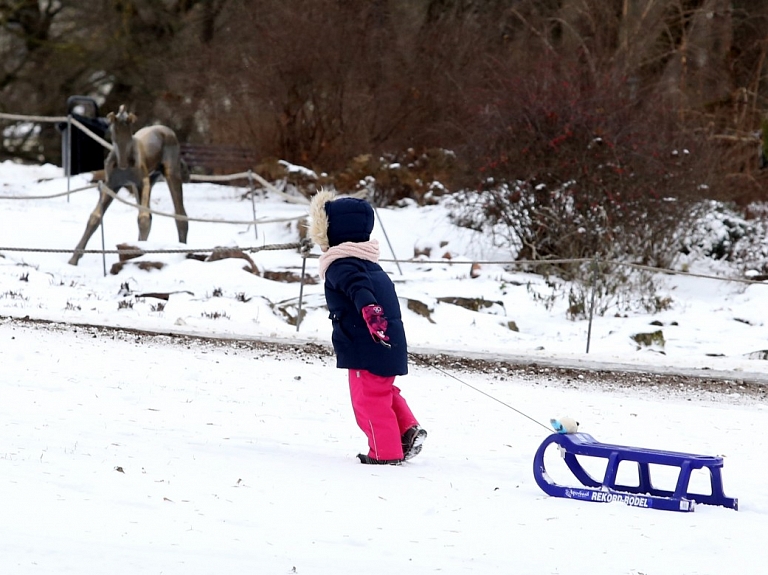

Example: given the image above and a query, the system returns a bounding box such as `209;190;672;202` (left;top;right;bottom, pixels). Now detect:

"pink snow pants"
348;369;419;461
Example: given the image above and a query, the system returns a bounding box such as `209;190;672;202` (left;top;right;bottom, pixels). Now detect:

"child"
308;190;427;465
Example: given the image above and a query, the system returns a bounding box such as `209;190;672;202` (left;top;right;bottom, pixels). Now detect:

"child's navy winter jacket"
324;257;408;377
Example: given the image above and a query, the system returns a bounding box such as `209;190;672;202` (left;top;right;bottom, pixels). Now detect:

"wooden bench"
179;143;259;176
533;432;738;512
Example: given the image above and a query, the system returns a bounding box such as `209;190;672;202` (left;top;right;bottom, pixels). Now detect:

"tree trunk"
661;0;734;113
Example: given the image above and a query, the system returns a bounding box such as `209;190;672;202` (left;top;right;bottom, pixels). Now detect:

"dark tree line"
2;1;768;205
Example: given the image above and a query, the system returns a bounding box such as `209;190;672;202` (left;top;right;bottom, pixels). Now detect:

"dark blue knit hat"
325;197;374;247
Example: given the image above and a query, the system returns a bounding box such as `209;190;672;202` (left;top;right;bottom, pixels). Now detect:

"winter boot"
357;454;403;465
401;426;428;461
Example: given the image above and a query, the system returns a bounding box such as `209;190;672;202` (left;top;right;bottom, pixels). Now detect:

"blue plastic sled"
533;432;738;513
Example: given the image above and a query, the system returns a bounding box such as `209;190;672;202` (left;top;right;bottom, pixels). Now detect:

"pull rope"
408;352;552;433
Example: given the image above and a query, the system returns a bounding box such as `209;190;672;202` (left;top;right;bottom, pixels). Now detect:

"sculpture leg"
166;171;188;243
68;186;114;265
137;178;152;241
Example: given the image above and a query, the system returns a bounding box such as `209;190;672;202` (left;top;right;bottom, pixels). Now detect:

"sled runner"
533;432;738;513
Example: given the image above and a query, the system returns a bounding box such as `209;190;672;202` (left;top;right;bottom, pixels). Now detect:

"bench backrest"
180;143;258;174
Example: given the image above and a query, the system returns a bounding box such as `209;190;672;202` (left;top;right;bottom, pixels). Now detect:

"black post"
100;219;107;277
248;170;258;242
296;239;312;331
586;256;599;353
66;115;72;202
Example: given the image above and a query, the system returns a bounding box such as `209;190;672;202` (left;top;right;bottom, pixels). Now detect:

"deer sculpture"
68;105;188;265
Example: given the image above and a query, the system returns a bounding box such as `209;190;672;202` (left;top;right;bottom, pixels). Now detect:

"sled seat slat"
532;432;738;513
558;433;723;466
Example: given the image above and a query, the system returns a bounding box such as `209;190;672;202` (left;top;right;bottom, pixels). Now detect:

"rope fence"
0;172;303;224
69;115;113;150
2;239;765;351
2;240;765;287
189;173;248;182
377;256;768;286
1;110;310;259
0;112;67;123
1;110;308;199
0;183;98;200
95;181;304;226
0;242;302;257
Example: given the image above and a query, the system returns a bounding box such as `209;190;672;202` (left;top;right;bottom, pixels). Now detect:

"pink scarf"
318;239;380;280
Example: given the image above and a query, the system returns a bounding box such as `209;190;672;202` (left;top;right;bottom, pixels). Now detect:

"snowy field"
1;320;764;575
0;161;766;574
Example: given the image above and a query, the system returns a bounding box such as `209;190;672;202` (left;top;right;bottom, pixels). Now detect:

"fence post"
100;219;107;277
295;239;312;332
371;201;402;276
66;115;72;202
585;255;599;353
247;169;258;241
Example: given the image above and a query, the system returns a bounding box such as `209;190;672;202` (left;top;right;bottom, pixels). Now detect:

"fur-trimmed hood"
308;189;335;251
308;190;374;250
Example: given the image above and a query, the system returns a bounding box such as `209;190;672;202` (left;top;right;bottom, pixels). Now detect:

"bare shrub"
522;257;674;319
564;262;674;320
445;53;728;316
453;54;720;266
329;148;463;205
1;291;27;300
202;311;229;320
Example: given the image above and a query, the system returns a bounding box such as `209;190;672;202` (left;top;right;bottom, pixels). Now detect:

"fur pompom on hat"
308;189;374;250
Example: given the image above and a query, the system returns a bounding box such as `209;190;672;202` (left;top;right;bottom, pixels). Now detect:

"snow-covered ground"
3;162;768;382
1;320;763;575
0;161;766;574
